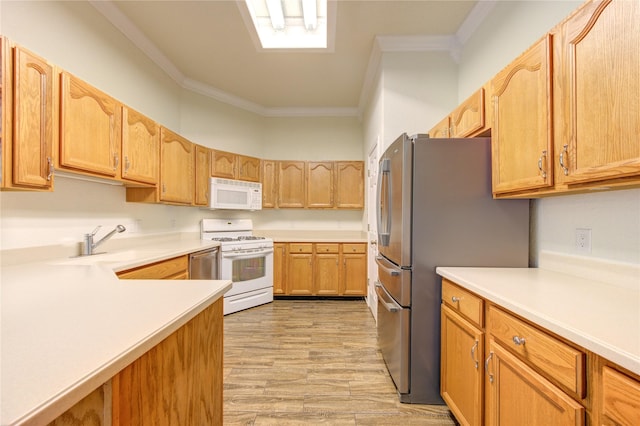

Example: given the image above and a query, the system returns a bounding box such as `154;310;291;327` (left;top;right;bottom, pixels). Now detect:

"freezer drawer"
376;281;410;394
376;255;411;307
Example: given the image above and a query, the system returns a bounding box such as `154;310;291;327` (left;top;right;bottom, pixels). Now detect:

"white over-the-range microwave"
208;177;262;210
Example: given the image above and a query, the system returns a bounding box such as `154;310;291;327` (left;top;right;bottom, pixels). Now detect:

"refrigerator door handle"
377;158;392;246
375;281;401;312
375;256;400;276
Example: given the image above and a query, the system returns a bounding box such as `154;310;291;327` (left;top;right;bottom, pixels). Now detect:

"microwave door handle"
377;158;392;247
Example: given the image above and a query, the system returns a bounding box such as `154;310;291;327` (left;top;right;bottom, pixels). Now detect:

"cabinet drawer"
487;305;585;397
289;243;313;253
315;243;339;253
342;243;366;254
441;279;483;327
602;366;640;426
117;255;189;280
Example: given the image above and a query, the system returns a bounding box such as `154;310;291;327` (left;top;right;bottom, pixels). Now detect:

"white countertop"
1;236;231;425
436;263;640;376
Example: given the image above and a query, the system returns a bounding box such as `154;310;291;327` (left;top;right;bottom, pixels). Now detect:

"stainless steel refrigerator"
375;133;529;404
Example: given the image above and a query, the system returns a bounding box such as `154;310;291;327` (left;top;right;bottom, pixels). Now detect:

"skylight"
243;0;329;49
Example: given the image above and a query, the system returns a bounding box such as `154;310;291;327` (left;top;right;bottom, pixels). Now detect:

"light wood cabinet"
159;127;194;205
211;149;261;182
59;72;122;179
335;161;364;209
287;243;314;295
491;35;553;196
273;242;286;295
121;106;159;186
112;298;223;426
278;242;367;297
261;160;278;208
340;243;367;296
485;338;585;426
278;161;306;208
116;255;189;280
441;304;484;426
307;161;334;208
429;88;488;139
600;365;640;426
429;115;451;138
315;245;340;296
553;0;640;187
194;144;211;206
1;39;55;191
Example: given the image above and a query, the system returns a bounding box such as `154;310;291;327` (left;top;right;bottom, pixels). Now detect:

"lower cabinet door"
441;305;484;426
485;339;584;426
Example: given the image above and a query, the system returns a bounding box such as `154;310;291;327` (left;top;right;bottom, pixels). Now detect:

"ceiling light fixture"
265;0;285;30
302;0;317;31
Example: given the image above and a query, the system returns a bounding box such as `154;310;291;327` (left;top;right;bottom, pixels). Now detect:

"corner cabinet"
1;38;55;191
335;161;364;209
59;72;122;179
121;106;159;186
553;0;640;186
194;144;211;206
261;160;278;208
159;127;194;205
491;35;553;196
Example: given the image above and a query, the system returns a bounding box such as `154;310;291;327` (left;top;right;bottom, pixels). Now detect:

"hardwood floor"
223;299;456;425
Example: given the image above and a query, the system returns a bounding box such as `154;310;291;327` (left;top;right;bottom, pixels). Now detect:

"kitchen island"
1;236;231;425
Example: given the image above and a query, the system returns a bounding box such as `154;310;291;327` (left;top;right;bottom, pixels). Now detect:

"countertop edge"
436;267;640;377
15;279;232;426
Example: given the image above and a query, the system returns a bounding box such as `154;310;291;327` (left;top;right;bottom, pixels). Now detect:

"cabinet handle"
537;150;547;179
46;156;54;181
124;156;130;172
485;352;494;383
512;336;526;346
162;184;166;193
113;154;119;171
559;144;569;176
471;340;479;369
451;296;460;303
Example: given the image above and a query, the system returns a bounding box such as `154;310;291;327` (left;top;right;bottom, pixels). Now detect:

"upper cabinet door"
60;72;121;178
335;161;364;209
237;154;261;182
451;88;485;138
306;161;334;208
491;35;554;195
278;161;305;208
194;144;210;206
11;44;54;190
121;106;159;185
160;127;194;205
261;160;278;208
429;115;450;138
211;149;236;179
554;0;640;185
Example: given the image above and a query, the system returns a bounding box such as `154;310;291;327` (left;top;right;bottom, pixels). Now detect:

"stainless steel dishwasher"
189;247;219;279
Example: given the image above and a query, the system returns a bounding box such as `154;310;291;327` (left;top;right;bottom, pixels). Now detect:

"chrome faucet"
82;224;126;256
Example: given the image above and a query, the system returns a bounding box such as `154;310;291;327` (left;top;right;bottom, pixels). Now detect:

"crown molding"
91;0;492;119
456;0;498;45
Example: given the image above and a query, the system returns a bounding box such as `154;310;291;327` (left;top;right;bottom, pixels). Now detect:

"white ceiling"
90;0;494;116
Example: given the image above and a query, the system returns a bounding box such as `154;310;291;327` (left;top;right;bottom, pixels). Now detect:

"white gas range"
201;219;274;315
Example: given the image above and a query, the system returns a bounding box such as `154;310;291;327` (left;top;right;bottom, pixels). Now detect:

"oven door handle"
221;249;273;259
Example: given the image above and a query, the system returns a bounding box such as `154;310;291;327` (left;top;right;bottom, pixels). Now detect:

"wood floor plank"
223;299;456;425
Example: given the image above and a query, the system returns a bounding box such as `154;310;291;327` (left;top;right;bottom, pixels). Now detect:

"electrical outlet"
575;228;592;253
